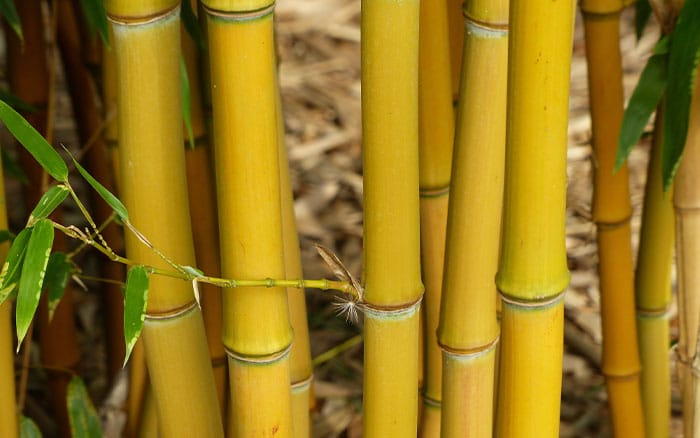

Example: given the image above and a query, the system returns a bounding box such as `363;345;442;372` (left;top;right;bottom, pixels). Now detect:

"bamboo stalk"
581;4;645;435
105;1;223;435
494;0;574;435
446;0;464;103
362;0;422;435
437;0;508;436
202;0;294;435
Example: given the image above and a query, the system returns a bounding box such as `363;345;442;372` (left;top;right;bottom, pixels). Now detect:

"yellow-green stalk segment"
494;0;573;436
675;69;700;438
416;0;454;431
362;0;423;435
203;0;294;435
436;1;507;436
636;104;674;437
105;2;224;436
182;19;228;415
581;3;645;435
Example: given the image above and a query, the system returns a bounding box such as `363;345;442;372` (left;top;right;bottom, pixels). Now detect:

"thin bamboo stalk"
636;104;674;438
105;1;223;435
437;0;508;436
202;0;294;435
581;4;645;435
446;0;464;103
362;0;422;435
494;0;574;435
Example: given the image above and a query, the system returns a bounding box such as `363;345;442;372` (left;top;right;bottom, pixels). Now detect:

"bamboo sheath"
636;105;674;437
437;1;508;436
494;0;573;435
416;0;454;432
362;0;423;435
581;5;645;436
674;70;700;438
106;2;223;435
203;0;294;435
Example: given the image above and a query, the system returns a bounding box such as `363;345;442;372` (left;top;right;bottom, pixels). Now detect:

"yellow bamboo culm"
446;0;464;103
674;68;700;438
105;1;223;436
636;104;674;438
202;0;294;435
580;3;646;435
437;0;508;436
494;0;573;436
362;0;423;435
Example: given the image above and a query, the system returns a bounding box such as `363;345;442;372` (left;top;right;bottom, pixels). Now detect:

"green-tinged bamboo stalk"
494;0;574;436
362;0;423;435
202;0;294;435
416;0;454;432
446;0;464;103
674;67;700;438
581;4;645;435
105;1;223;435
635;104;674;438
436;1;508;436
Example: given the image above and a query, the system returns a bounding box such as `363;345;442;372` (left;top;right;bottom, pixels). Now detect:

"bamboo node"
361;295;423;320
595;213;633;231
438;335;500;360
498;289;565;309
290;374;314;393
144;300;198;321
636;307;671;319
202;2;275;21
419;186;449;199
463;13;508;34
422;395;441;408
224;342;292;365
107;4;179;26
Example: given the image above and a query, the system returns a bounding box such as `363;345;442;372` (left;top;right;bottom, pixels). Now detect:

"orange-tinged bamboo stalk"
105;1;223;435
494;0;574;435
437;1;508;436
362;0;422;435
581;4;645;435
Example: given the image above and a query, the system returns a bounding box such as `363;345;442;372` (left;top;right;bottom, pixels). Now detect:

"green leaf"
0;229;15;244
663;0;700;190
616;54;668;171
0;227;32;306
77;0;109;45
44;252;72;322
181;0;206;52
72;156;129;220
0;0;22;42
2;147;28;184
16;219;54;349
19;416;41;438
0;100;68;181
67;375;102;438
0;89;36;113
654;35;671;56
123;265;149;366
181;57;195;150
635;0;652;41
28;185;69;226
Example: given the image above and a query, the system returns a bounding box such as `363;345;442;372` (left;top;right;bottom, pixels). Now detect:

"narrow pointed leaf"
0;227;32;306
0;229;15;244
44;252;72;322
0;100;67;181
2;147;28;183
28;185;69;226
0;0;22;42
635;0;652;41
123;265;149;366
72;157;128;220
616;54;667;171
663;0;700;190
67;375;102;438
181;0;206;51
16;219;54;348
181;57;195;150
77;0;109;45
19;416;41;438
0;89;36;113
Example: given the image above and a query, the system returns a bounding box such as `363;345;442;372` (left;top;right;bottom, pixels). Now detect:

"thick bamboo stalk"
446;0;464;102
437;1;508;436
105;2;223;435
416;0;454;432
362;0;422;435
494;0;574;435
636;104;674;438
202;0;294;435
581;4;645;435
674;66;700;438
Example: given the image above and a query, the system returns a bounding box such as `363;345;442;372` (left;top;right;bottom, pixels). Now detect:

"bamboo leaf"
663;0;700;190
77;0;109;45
3;148;28;184
635;0;652;41
0;0;22;42
0;89;36;113
0;227;32;306
616;54;667;171
27;185;69;226
44;252;72;322
16;219;54;349
181;57;195;150
123;265;149;366
0;100;68;181
67;375;102;438
72;156;129;220
181;0;206;51
19;416;41;438
315;244;363;298
0;229;15;243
